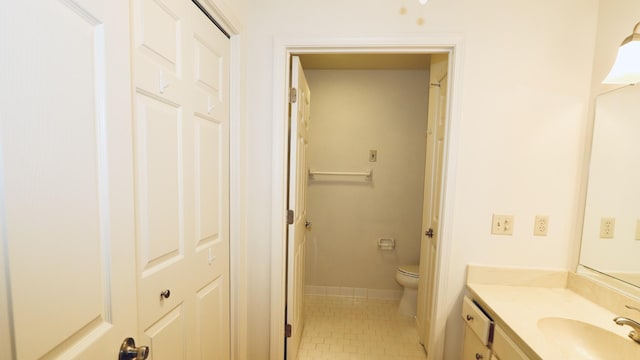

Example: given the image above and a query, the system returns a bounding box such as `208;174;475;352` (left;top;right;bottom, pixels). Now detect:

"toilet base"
398;287;418;317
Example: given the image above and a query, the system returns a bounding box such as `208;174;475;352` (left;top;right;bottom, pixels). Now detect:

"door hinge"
287;209;294;225
289;88;297;103
285;323;292;338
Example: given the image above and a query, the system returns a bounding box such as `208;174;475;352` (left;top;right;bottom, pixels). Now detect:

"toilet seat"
397;265;419;278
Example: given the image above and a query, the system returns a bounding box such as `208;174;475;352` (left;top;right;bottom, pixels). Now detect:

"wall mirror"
579;84;640;288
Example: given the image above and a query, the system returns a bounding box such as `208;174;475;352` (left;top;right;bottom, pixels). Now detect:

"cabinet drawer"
493;326;529;360
463;324;492;360
462;296;494;345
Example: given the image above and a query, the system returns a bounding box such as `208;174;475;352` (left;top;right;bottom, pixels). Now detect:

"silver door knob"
119;337;149;360
425;228;434;238
304;220;312;228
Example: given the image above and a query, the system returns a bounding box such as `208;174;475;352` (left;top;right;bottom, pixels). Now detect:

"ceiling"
297;53;431;70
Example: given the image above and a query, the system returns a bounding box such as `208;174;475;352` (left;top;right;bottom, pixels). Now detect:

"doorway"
270;38;461;360
299;53;435;360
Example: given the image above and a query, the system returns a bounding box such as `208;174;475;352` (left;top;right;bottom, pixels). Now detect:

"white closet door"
0;1;137;359
131;0;230;358
187;3;230;359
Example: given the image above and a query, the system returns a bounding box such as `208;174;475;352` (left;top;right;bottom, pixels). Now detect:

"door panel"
143;305;187;359
1;1;136;359
134;93;183;270
137;0;180;68
132;0;183;103
193;37;224;113
195;276;229;359
286;56;311;360
195;117;222;246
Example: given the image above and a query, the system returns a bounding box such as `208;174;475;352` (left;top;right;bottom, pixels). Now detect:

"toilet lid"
398;265;419;277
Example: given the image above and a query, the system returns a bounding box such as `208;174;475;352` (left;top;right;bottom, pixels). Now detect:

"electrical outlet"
534;215;549;236
600;217;615;239
491;214;514;235
369;150;377;162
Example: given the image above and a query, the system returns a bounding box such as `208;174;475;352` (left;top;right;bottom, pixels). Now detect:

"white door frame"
270;36;465;360
189;1;247;359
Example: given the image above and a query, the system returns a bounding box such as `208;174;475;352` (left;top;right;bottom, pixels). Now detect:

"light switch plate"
491;214;514;235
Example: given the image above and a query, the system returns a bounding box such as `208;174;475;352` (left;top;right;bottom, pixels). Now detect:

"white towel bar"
308;169;373;179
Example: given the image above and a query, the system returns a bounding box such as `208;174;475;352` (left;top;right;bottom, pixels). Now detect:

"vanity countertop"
466;266;640;360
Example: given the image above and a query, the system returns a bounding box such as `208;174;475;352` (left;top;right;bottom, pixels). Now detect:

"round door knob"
119;337;150;360
466;314;474;321
475;353;483;360
160;289;171;299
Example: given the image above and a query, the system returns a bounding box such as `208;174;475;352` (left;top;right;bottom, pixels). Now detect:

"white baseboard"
305;285;402;300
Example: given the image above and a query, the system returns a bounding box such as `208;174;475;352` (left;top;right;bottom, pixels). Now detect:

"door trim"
270;36;465;360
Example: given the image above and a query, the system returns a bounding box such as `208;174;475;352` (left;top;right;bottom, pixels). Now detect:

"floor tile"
298;295;427;359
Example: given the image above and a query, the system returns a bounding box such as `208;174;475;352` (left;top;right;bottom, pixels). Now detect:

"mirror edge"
577;265;640;300
576;84;640;293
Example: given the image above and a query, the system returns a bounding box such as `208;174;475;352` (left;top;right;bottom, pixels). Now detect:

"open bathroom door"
417;53;449;354
285;56;311;359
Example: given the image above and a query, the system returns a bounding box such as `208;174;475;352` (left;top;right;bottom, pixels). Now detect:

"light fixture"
603;22;640;84
419;0;428;4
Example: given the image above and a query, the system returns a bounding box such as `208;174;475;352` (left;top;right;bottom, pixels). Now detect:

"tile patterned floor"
298;295;428;360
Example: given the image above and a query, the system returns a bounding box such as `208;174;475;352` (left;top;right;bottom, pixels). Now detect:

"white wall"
243;0;598;358
304;69;428;293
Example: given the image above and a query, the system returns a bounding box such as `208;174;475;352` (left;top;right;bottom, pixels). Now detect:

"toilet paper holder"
377;238;395;250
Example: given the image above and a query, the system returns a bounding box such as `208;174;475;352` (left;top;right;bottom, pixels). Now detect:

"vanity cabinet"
462;297;494;359
462;296;530;360
492;326;529;360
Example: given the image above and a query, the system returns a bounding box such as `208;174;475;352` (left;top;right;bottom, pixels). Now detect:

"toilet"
395;264;420;317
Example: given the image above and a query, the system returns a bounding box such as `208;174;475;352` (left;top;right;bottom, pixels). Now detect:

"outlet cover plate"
600;217;615;239
534;215;549;236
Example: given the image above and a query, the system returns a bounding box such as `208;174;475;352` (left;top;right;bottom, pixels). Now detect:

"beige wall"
243;0;599;358
304;69;429;292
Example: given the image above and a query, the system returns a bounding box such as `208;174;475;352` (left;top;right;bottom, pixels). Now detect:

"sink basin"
537;317;640;359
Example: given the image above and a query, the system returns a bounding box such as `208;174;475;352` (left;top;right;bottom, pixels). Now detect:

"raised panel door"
0;1;137;358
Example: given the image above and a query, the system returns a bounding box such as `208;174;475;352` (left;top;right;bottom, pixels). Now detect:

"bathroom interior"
289;50;450;354
295;53;437;358
301;53;432;301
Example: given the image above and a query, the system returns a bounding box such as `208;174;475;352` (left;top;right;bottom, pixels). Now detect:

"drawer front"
463;324;492;360
462;296;493;345
492;326;529;360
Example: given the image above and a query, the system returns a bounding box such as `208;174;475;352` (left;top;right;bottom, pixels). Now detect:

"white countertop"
467;283;634;359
